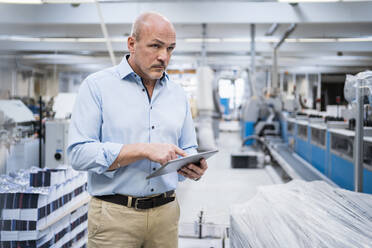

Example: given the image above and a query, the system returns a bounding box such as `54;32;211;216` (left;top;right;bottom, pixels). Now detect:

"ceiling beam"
1;2;372;24
2;40;372;53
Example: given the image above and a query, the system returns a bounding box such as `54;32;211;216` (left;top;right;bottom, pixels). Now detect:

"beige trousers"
87;196;180;248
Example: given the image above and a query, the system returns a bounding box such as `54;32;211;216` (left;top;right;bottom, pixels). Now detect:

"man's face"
128;22;176;82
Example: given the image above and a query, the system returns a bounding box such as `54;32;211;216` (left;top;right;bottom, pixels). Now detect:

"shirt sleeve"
67;77;123;174
178;96;198;181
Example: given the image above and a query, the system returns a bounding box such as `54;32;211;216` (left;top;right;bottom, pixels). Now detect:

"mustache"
151;63;165;69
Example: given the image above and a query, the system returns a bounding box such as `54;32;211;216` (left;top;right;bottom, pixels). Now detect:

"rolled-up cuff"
95;142;123;174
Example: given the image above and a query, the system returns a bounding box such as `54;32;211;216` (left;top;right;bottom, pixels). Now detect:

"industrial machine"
240;96;281;146
0;100;38;173
45;120;70;169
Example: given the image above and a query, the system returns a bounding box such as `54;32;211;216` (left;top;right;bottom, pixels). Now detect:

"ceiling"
1;1;372;73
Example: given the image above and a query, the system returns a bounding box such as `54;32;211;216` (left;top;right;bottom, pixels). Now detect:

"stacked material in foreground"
0;166;89;248
230;180;372;248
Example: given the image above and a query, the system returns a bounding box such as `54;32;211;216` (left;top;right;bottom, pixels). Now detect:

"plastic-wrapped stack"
230;180;372;248
0;166;89;248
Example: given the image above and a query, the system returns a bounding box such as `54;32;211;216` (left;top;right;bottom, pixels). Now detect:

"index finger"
174;146;187;157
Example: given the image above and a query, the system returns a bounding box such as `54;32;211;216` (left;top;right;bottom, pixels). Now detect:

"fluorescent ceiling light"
42;37;77;42
0;0;94;3
259;37;280;43
2;35;371;43
285;38;297;43
297;38;337;42
185;38;221;43
0;0;42;3
110;37;127;42
77;38;106;42
278;0;338;2
6;36;41;42
44;0;94;3
223;38;251;42
338;37;372;42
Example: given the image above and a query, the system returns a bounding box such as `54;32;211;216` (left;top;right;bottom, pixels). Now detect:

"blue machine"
309;124;327;175
295;120;311;163
327;129;372;193
220;98;230;115
280;118;287;143
243;122;255;145
288;120;372;194
280;112;294;144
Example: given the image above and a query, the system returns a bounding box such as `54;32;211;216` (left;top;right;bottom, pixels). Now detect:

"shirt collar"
117;54;169;86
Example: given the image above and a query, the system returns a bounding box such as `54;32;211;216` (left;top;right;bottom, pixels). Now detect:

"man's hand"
145;143;187;165
178;158;208;181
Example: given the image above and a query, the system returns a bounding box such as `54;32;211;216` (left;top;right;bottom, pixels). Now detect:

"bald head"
127;12;176;84
131;12;175;41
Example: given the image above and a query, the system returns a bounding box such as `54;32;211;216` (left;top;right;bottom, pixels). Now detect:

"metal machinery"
309;122;327;175
45;120;70;169
240;96;281;146
327;128;372;192
294;119;310;163
272;71;372;193
0;100;38;173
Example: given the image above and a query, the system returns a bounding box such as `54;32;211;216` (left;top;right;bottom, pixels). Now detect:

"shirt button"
150;106;153;110
151;188;154;192
152;126;155;129
153;168;156;171
142;89;145;92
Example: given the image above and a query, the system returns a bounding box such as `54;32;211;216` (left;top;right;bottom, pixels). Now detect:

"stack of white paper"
0;166;89;247
230;180;372;248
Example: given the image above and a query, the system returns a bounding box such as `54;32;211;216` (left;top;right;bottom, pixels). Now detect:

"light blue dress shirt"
67;56;198;197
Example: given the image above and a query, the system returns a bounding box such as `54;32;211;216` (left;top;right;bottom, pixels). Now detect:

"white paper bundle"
230;180;372;248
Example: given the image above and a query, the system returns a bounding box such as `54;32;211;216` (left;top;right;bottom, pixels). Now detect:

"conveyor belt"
266;138;338;187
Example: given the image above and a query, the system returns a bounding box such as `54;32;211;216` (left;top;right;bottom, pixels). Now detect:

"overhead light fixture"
44;0;94;3
278;0;338;2
338;37;372;42
297;38;338;42
0;0;42;4
42;37;77;42
284;38;297;42
0;0;94;3
223;38;251;42
259;37;280;43
6;36;41;42
185;38;221;43
1;35;371;43
77;37;106;42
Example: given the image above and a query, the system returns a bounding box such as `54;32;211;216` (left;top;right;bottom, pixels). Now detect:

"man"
67;12;208;248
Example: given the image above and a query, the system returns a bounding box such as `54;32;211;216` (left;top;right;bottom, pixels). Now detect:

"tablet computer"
146;149;218;179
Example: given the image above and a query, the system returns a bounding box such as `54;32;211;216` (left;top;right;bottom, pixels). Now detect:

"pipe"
95;0;116;65
265;23;280;36
354;78;364;192
250;24;256;96
201;23;207;66
38;96;43;168
274;23;297;50
271;24;297;94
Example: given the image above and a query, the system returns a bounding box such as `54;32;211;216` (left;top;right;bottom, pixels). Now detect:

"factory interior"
1;1;372;248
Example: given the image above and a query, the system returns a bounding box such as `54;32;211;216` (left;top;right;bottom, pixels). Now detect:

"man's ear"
127;36;136;53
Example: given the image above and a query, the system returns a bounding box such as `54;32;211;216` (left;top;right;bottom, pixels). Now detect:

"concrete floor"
178;121;276;247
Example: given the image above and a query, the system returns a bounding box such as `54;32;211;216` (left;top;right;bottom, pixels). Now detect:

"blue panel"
220;98;230;115
280;120;288;143
363;169;372;194
243;121;255;146
325;131;331;178
311;145;326;175
330;154;354;190
295;138;309;162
